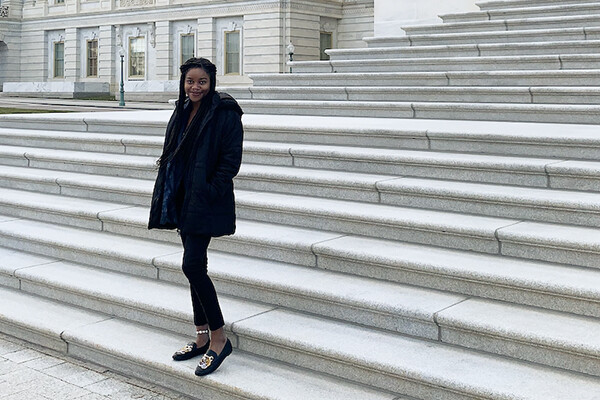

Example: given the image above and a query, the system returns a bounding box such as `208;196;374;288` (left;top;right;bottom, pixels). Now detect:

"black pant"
180;232;225;331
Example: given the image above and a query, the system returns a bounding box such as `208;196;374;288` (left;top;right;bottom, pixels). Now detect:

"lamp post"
286;42;295;74
118;47;125;107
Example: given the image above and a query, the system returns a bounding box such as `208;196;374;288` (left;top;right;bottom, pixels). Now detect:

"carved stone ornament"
0;5;9;18
115;25;122;46
119;0;153;7
147;22;155;47
227;21;239;31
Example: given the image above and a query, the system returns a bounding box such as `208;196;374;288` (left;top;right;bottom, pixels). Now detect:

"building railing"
0;5;9;17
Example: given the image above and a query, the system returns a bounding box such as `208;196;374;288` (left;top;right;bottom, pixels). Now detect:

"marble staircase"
1;0;600;399
229;0;600;125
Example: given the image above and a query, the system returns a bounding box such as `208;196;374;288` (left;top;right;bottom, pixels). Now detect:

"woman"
148;57;243;376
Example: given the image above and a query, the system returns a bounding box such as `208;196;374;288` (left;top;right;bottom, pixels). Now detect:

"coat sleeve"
207;109;243;201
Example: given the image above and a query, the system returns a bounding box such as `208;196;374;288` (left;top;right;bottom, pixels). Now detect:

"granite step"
2;245;599;378
0;186;515;256
236;86;600;105
232;308;600;398
0;127;163;156
1;184;599;269
0;288;395;400
0;111;170;135
402;13;600;35
8;286;600;400
243;115;600;160
2;212;600;319
327;40;600;61
253;141;599;192
477;0;600;11
7;114;600;161
0;144;158;179
239;99;600;124
0;243;464;341
3;138;599;193
289;54;600;74
363;26;600;47
1;159;598;228
377;177;600;227
441;3;600;23
312;234;600;318
250;69;600;87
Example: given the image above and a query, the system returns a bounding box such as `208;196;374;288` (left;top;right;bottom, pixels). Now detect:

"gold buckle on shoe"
175;343;194;355
198;354;214;370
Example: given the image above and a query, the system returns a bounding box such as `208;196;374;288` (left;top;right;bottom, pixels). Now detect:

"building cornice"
19;0;346;27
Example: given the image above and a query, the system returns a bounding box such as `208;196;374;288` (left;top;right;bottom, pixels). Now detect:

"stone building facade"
0;0;373;98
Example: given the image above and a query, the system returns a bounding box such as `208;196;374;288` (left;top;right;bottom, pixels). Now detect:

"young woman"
148;57;243;376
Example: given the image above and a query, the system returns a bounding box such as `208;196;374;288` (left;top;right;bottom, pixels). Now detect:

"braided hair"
158;57;217;166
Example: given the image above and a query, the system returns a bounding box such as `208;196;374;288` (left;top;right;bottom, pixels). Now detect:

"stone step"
250;69;600;87
313;234;600;318
377;177;600;227
242;115;600;160
0;144;158;179
5;113;600;161
364;26;600;47
436;297;600;377
441;2;600;23
1;154;599;227
403;13;600;35
2;245;600;378
477;0;600;11
233;86;600;105
327;40;600;61
0;165;154;206
3;212;600;321
0;127;163;156
5;287;598;400
3;134;599;193
1;182;599;269
0;243;463;342
232;309;600;398
289;54;600;74
0;288;394;400
0;110;170;135
239;98;600;124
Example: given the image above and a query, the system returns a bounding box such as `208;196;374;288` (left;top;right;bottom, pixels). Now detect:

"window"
86;39;98;77
55;0;65;3
128;36;145;78
320;32;332;61
224;30;240;75
180;33;195;64
54;42;64;78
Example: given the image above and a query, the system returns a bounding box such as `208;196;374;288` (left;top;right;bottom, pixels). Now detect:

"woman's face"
184;67;211;104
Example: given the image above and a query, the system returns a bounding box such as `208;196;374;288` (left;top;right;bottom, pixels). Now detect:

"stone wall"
2;0;378;96
339;0;373;49
374;0;478;36
0;21;21;90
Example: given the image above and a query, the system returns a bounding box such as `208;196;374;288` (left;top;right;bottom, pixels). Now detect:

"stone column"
374;0;478;36
154;21;170;80
98;25;116;92
243;12;282;74
196;17;214;63
64;27;79;82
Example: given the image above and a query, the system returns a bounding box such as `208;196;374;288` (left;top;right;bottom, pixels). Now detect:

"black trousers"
180;232;225;331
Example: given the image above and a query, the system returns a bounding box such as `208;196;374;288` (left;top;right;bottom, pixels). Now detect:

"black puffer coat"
148;92;243;237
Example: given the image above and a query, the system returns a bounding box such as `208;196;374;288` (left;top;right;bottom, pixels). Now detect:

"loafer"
195;338;232;376
172;341;210;361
